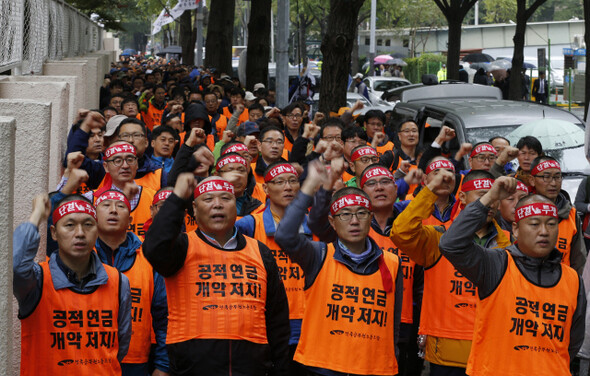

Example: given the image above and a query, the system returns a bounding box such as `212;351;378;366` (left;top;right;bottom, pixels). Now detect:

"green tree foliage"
481;0;517;23
66;0;148;30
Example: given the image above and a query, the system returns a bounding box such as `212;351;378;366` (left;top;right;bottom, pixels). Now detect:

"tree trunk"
351;33;359;75
205;0;235;75
508;4;527;100
585;0;590;121
319;0;365;114
246;0;271;90
180;11;196;65
446;16;461;80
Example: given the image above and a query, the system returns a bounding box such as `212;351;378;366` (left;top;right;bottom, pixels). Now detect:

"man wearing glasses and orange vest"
275;160;403;376
526;156;586;273
439;176;586;375
143;174;290;375
392;165;511;375
14;194;132;375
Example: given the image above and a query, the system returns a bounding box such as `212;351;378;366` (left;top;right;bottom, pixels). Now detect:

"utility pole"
368;0;376;76
195;0;205;66
276;0;290;107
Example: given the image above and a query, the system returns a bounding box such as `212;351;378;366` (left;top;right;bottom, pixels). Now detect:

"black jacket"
143;193;290;375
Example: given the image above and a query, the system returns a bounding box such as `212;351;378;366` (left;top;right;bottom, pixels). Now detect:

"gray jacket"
439;199;586;361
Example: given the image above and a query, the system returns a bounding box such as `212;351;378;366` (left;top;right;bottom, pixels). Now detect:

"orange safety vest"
121;248;155;364
342;169;354;183
374;141;395;157
284;136;294;153
369;228;415;324
145;103;165;131
556;207;577;266
295;243;399;375
135;169;162;192
252;211;305;319
251;162;265;185
210;114;228;140
165;231;268;344
467;252;579;375
251;182;266;203
222;107;249;126
128;187;156;238
182;132;215;151
20;262;122;376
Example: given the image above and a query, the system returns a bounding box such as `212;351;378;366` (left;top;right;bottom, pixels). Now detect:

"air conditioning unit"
573;35;584;49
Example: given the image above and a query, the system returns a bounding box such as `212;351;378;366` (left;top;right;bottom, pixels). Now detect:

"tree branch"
524;0;548;20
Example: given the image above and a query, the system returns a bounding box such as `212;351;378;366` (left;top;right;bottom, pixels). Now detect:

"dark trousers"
535;92;548;104
397;323;424;376
288;344;307;376
429;363;467;376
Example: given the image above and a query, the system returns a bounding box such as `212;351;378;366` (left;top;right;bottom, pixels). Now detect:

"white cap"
105;115;127;137
253;83;265;92
353;73;363;79
244;91;256;101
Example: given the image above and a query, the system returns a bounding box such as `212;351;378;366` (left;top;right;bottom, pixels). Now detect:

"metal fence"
0;0;102;75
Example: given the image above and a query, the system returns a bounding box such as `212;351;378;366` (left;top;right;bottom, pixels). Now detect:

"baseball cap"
104;114;127;137
353;73;363;79
244;91;256;101
253;83;265;92
237;121;260;137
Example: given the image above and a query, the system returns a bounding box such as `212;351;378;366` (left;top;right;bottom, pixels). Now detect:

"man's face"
459;188;498;223
110;97;124;112
267;90;276;104
469;152;497;171
104;109;118;121
188;119;205;130
111;86;123;95
204;94;219;113
513;211;559;258
122;102;139;117
249;109;264;122
118;123;148;156
517;146;539;172
87;128;105;157
284;108;303;133
260;130;284;163
350;154;379;178
529;167;562;201
154;72;162;82
230;94;243;107
217;162;248;195
96;199;131;235
151;131;176;158
491;138;509;155
103;151;138;186
322;126;343;143
263;173;300;209
362;176;397;211
154;88;166;103
328;206;373;245
133;79;143;91
51;213;98;262
424;167;456;197
194;191;237;235
189;93;203;103
343;136;366;161
146;75;155;84
364;117;384;139
398;121;418;148
500;190;528;223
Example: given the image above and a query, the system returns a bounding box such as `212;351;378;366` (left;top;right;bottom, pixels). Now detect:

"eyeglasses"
262;139;285;146
268;178;300;187
333;210;371;221
322;136;342;142
356;156;380;164
399;129;418;135
287;114;302;119
106;156;138;167
119;133;145;141
363;178;395;188
473;154;497;163
534;174;562;183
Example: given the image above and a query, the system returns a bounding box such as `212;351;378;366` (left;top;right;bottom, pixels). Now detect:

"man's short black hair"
248;103;265;113
110;79;124;89
116;118;148;136
516;136;543;155
152;125;178;139
281;102;304;116
102;106;117;114
229;87;245;98
320;118;345;137
121;97;139;109
364;110;386;124
341;126;368;142
397;119;418;132
259;126;284;141
489;136;510;145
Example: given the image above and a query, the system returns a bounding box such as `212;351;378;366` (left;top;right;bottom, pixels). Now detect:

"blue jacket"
94;232;169;372
13;222;132;362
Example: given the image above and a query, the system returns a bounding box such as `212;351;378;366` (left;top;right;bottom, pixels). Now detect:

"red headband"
223;143;249;155
516;181;529;194
351;147;378;162
264;163;298;182
515;202;558;222
215;155;247;171
52;200;97;224
330;194;371;215
103;143;136;160
194;179;235;198
531;160;561;176
152;190;173;205
470;144;497;158
425;159;455;175
360;166;394;188
95;191;131;211
461;178;494;192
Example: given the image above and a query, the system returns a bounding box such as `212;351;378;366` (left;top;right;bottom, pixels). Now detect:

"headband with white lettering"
330;194;372;216
194;179;235;199
515;202;558;223
264;163;298;183
103;143;136;160
360;166;394;188
95;191;131;211
516;181;529;194
425;159;455;175
223;143;249;155
461;178;494;192
531;160;561;176
52;200;97;224
152;189;173;206
351;146;378;162
215;154;248;172
470;144;497;158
